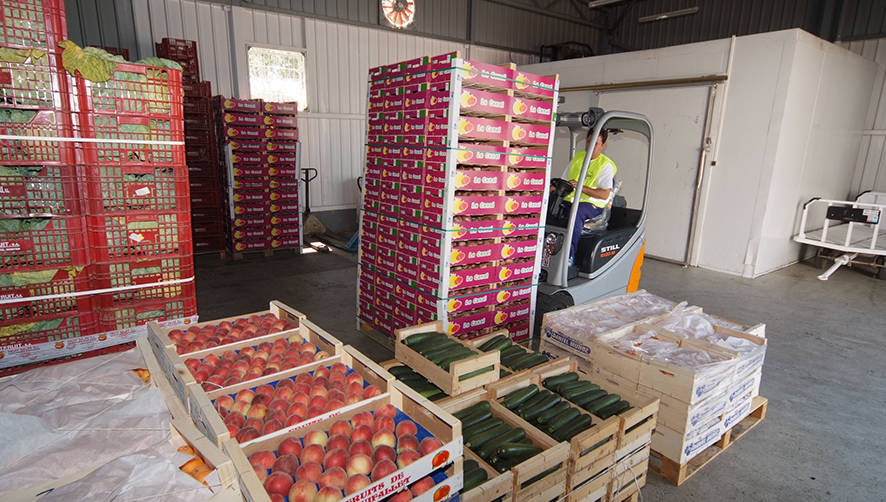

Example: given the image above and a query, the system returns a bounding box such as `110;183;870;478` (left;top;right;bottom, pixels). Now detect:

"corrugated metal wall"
841;38;886;196
63;0;537;211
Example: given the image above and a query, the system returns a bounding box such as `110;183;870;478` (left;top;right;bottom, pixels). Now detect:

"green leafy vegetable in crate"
0;267;80;287
0;47;46;64
0;218;51;232
0;318;65;339
58;40;121;82
0;109;37;123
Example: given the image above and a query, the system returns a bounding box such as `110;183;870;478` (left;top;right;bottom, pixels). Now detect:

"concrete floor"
194;250;886;501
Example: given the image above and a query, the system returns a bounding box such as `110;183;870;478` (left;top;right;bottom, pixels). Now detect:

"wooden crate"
441;388;569;502
485;359;622;496
394;321;500;396
224;380;463;502
462;448;515;502
192;345;396;446
608;444;649;502
380;358;451;403
465;329;548;379
171;416;239;493
136;336;188;419
649;395;768;486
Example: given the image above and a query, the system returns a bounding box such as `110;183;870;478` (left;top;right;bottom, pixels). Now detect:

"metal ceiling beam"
481;0;606;29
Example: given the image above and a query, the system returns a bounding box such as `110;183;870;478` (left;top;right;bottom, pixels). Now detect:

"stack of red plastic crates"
0;0;197;375
156;38;223;254
214;97;302;254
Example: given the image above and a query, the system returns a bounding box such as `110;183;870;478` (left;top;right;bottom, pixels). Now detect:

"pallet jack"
533;108;654;344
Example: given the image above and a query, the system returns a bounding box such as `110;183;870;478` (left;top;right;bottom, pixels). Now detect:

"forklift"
533;108;654;343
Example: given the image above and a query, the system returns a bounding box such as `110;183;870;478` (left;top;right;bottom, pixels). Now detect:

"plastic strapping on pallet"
0;135;185;146
0;276;195;304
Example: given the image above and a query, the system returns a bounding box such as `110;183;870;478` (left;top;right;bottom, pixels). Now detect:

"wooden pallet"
649;396;768;486
359;319;395;351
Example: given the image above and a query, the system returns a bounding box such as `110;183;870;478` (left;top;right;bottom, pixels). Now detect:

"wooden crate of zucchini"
440;389;569;502
468;331;551;376
394;321;501;395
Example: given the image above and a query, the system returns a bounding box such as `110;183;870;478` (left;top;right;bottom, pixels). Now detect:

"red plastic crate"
193;233;224;254
0;265;91;321
76;62;183;118
187;162;218;179
191;217;223;235
0;341;134;377
183;97;211;115
0;110;76;165
86;210;192;262
0;0;67;51
0;215;88;272
91;256;194;307
79;164;190;214
0;49;70;111
184;128;214;145
183;80;210;98
184;113;212;131
0;308;96;345
0;164;80;216
189;188;222;208
95;281;197;332
77;113;185;166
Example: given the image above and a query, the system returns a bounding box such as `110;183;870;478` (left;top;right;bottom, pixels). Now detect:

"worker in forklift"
561;128;617;265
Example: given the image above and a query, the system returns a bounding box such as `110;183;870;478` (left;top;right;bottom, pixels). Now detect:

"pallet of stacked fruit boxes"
0;0;99;375
75;51;197;340
262;100;302;251
357;53;558;342
157;38;226;254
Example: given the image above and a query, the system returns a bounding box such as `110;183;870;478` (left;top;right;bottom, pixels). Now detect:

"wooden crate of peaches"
223;381;464;502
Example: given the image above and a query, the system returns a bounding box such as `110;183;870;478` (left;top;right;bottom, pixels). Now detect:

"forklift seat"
581;182;623;235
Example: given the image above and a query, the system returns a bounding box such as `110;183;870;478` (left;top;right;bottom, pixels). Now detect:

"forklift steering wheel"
550;178;574;197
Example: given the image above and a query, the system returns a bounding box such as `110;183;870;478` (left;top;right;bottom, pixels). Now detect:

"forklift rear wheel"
532;290;575;351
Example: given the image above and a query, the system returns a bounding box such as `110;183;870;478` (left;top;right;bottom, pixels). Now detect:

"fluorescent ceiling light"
638;6;699;22
588;0;625;8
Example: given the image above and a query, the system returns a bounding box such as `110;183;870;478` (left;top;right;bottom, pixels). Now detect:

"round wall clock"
381;0;416;29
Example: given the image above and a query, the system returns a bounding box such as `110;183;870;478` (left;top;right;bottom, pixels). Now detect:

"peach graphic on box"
461;61;475;78
496;290;512;303
511;125;527;140
505;199;520;213
452;224;467;239
501;244;515;258
447;298;462;312
499;268;513;281
451;249;466;264
505;174;521;189
494;312;508;324
512;99;528;115
461;92;478;107
455;172;471;188
452;198;469;213
456;150;474;162
449;274;464;288
458;119;473;134
448;323;460;335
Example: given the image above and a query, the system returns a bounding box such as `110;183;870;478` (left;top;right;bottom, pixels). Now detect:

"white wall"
123;0;538;211
841;38;886;196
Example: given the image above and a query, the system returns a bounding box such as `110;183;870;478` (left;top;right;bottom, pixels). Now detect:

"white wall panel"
841;38;886;196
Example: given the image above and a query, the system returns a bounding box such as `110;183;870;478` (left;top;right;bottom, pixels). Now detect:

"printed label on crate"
426;116;450;137
493;301;531;325
232;228;270;239
401;167;424;185
511;96;554;122
223;113;263;126
454;144;508;166
228;140;264;151
460;60;511;90
403;116;428;135
125;183;153;198
459;88;510;115
451;195;504;216
454;170;503;190
503;171;546;190
399;191;423;211
263;114;298;127
504;195;544;214
232;216;272;227
265;128;299;140
233;203;266;215
506;320;531;340
268;166;297;177
264;101;299;114
396;261;419;281
501;260;535;281
267;153;297;164
508;147;550;169
231;152;267;164
266;141;298;152
458;116;508;142
449;217;538;241
512;70;557;98
269;202;299;213
448;310;494;335
224;126;263;138
232;166;266;177
220;97;262;113
270;225;299;237
269;190;298;201
232;239;271;251
509;122;552;145
233;178;271;190
403;146;426;161
423;163;446;188
448;264;498;290
232;191;267;202
271;237;299;248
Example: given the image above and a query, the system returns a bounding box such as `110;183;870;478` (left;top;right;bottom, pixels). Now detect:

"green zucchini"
502;349;530;364
411;337;455;354
513;389;551;412
501;385;538;409
560;383;601;401
596;400;631;419
504;352;536;370
499;345;526;359
466;423;512;449
403;331;444;346
553;415;593;441
513;353;548;370
387;366;415;377
461;409;493;429
474;428;527;459
586;394;620;414
459;365;495;381
416;342;459;358
520;465;560;488
558;380;598;394
543;372;579;389
463;417;504;440
478;334;508;351
465;459;479;472
572;389;608;407
439;351;475;370
535;401;571;424
454;402;490;420
495;443;542;461
545;408;581;434
500;369;512;378
428;347;474;365
463;465;488;491
486;337;513;352
521;394;561;420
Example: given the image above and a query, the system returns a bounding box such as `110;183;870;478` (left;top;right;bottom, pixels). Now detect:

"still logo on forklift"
600;244;620;258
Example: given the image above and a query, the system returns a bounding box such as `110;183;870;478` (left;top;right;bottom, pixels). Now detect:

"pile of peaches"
248;403;444;501
167;313;299;354
184;337;331;392
215;363;384;442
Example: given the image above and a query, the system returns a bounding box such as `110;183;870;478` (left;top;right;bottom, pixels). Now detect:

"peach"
329;372;346;385
352;425;373;443
277;378;296;390
371;429;396;449
374;416;395;433
264;471;293;497
306;407;326;419
268;399;289;412
278;437;302;457
313;377;329;389
349;440;372;457
245;417;264;431
269;494;284;502
268;409;287;425
308;395;327;411
346;454;373;477
346;474;371;495
310;385;329;399
330;420;352;437
327;399;345;411
296;461;323;483
274;386;295;401
330;363;348;374
410;476;435;496
327;390;345;403
376;404;397;419
324;448;348;471
197;363;214;375
249;450;276;470
301;444;326;465
316;350;331;360
253;464;268;483
370;459;397;481
246;367;264;379
389;490;413;502
247;404;268;420
327;434;350;452
397;434;419;453
193;371;209;383
314;367;330;380
295;382;312;395
302;343;317;353
236;426;261;443
346;394;363;405
305;430;328;447
363;385;382;399
272;454;300;475
396;449;421;468
299;353;316;365
225;411;246;428
295;373;313;386
420;437;443;455
318;467;347;490
316;486;343;502
373;445;396;464
396;421;418;437
347;382;364;396
253;394;273;407
346;373;364;386
226;423;239;436
288;480;318;502
352;412;373;427
263;419;283;435
184;358;200;371
285;414;305;427
223;376;242;387
236;390;256;406
291;392;310;407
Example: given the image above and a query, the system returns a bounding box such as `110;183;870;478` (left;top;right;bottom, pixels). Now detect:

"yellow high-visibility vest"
563;152;617;208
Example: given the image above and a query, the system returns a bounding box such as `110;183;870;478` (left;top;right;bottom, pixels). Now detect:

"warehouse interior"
2;0;886;501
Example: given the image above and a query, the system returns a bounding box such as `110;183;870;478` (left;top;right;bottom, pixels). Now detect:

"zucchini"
415;341;458;358
464;417;504;440
504;352;536;370
424;344;470;361
466;423;512;449
478;334;508;351
520;465;560;488
596;400;631;419
558;380;598;394
545;408;581;434
411;337;456;354
459;365;495;381
502;349;530;364
486;337;513;352
521;394;561;421
560;383;601;401
461;409;493;429
534;401;571;424
499;345;526;359
586;394;620;414
572;389;608;407
463;466;488;491
439;351;475;370
500;369;512;378
553;415;593;441
387;366;415;377
465;459;479;472
403;331;444;346
454;402;490;420
428;347;473;365
475;428;527;459
543;372;579;389
501;385;538;409
513;353;548;370
495;443;542;461
514;389;551;412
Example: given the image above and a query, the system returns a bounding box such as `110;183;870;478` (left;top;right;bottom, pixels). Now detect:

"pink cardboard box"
503;195;545;215
266;141;298;152
263;115;298;128
383;119;405;135
426;115;450;137
503;171;547;191
265;128;299;141
448;264;499;291
500;260;536;282
231;227;271;240
268;166;297;177
508;122;553;145
269;201;299;213
401;166;424;186
381;166;401;182
494;301;532;325
269;188;299;201
230;238;271;251
395;261;419;282
364;183;380;201
378;201;398;217
512;69;557;99
399;189;423;211
506;319;532;341
231;177;270;191
230;166;266;178
459;59;511;90
222;112;263;126
510;95;554;122
229;140;264;151
458;88;510;116
231;215;272;228
458;116;508;142
230;152;267;165
224;126;264;139
454;170;503;190
271;214;300;226
450;216;541;241
451;195;504;216
270;225;300;238
231;190;267;203
231;203;267;216
431;52;457;69
218;97;262;113
400;135;424;146
402;145;426;161
267;153;297;164
403;115;428;136
263;101;298;115
448;310;494;336
423;163;446;188
454;144;508;166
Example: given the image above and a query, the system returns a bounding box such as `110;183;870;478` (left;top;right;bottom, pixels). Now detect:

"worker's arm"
569;180;611;200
